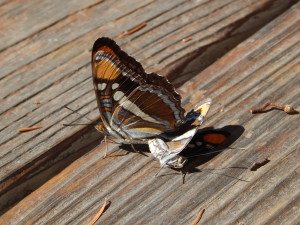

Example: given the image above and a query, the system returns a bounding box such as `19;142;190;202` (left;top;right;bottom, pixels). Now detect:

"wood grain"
0;0;299;224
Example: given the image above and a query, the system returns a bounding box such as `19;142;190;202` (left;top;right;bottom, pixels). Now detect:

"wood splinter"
17;126;43;132
190;208;205;225
88;199;110;225
118;22;147;38
182;37;192;42
250;101;296;114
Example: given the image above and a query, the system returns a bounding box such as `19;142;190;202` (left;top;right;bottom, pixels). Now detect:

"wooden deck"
0;0;299;224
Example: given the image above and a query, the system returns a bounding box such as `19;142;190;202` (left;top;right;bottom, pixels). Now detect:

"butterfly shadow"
114;143;150;157
161;125;246;178
117;125;245;177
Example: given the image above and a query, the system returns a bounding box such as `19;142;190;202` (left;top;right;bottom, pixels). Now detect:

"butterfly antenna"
63;123;94;126
64;106;96;123
187;146;247;159
187;149;226;158
200;169;249;182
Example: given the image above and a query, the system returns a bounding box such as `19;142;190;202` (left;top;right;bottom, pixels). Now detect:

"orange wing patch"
95;59;121;80
92;46;119;59
130;127;165;134
166;140;185;150
102;107;112;112
191;102;211;126
100;95;112;99
195;103;210;116
98;46;118;58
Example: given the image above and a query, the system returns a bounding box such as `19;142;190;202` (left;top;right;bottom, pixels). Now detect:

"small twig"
88;199;110;225
118;22;147;38
250;101;296;114
250;158;270;171
17;126;42;132
190;208;205;225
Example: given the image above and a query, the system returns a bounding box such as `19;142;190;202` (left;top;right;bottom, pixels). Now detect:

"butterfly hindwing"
148;99;212;167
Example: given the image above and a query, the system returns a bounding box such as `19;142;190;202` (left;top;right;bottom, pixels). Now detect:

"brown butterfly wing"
92;37;184;139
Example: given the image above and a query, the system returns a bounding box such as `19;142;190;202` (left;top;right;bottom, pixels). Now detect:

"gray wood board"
0;0;299;224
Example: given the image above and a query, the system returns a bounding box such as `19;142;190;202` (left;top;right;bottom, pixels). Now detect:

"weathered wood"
0;0;101;51
0;0;299;224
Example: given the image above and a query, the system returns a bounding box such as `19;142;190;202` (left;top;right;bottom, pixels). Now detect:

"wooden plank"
1;1;299;224
0;1;298;220
2;0;298;213
0;0;102;51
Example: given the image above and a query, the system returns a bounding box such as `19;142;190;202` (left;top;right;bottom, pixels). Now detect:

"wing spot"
113;91;125;101
112;83;119;90
98;83;107;90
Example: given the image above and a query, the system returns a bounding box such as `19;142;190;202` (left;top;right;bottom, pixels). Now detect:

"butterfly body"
92;37;211;168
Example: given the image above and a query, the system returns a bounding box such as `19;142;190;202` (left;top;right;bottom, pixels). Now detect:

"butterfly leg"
130;143;149;157
181;170;186;184
101;137;124;157
130;143;139;153
103;136;108;158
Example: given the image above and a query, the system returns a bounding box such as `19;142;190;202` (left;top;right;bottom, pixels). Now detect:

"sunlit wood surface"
0;0;299;224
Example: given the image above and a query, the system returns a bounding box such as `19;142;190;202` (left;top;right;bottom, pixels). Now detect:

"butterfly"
92;37;211;168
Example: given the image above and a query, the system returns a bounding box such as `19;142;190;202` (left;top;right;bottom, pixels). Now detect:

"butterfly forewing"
92;38;185;140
